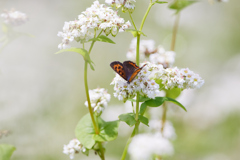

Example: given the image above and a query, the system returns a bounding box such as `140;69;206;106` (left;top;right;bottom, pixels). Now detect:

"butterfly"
110;61;147;84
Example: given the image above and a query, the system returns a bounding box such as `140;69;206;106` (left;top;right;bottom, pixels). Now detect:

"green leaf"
138;115;149;126
125;29;147;37
165;87;182;99
93;119;119;142
119;113;136;127
169;0;197;13
165;97;187;111
145;97;167;107
75;114;96;149
140;102;147;115
55;47;95;70
0;144;16;160
155;1;168;4
144;97;187;111
75;114;119;148
139;97;151;102
89;35;115;44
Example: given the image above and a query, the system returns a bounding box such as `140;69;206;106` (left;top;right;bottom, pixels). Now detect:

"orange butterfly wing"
110;61;127;81
128;64;147;83
110;61;147;83
123;61;147;83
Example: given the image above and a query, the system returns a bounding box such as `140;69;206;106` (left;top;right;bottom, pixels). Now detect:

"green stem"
98;142;105;160
170;13;180;51
161;102;167;134
160;13;181;136
120;121;140;160
121;137;132;160
84;30;106;159
88;29;101;54
139;2;154;31
135;93;140;134
129;12;137;30
84;61;99;134
136;33;140;65
121;2;155;160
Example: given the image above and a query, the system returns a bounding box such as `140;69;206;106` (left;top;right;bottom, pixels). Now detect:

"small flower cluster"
111;63;162;101
149;119;176;140
84;88;111;115
128;133;174;160
155;67;205;90
126;38;156;62
105;0;136;12
63;139;86;159
57;0;131;49
126;38;175;68
111;61;204;101
1;9;28;26
149;47;175;69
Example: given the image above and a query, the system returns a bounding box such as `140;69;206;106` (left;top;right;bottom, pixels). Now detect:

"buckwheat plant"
56;0;208;160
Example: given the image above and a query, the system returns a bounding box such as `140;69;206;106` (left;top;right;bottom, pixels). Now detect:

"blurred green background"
0;0;240;160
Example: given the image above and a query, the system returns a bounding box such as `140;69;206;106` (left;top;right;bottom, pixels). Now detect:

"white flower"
58;0;131;49
63;139;86;159
128;133;174;160
149;119;176;140
126;39;175;68
155;67;204;90
1;9;28;26
149;46;176;68
111;63;163;102
84;88;111;115
126;38;156;62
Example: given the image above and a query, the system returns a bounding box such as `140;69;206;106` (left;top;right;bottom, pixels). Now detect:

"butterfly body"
110;61;146;84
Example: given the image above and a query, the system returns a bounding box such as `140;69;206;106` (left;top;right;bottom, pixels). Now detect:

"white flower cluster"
1;9;28;26
105;0;136;11
149;119;176;140
57;0;131;49
111;63;162;101
126;38;156;62
155;67;205;90
149;46;176;68
84;88;111;115
128;134;174;160
111;62;204;101
126;39;175;68
63;139;86;159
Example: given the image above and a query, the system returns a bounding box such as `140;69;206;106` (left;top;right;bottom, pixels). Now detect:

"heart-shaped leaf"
75;114;96;149
75;114;120;149
93;119;119;142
